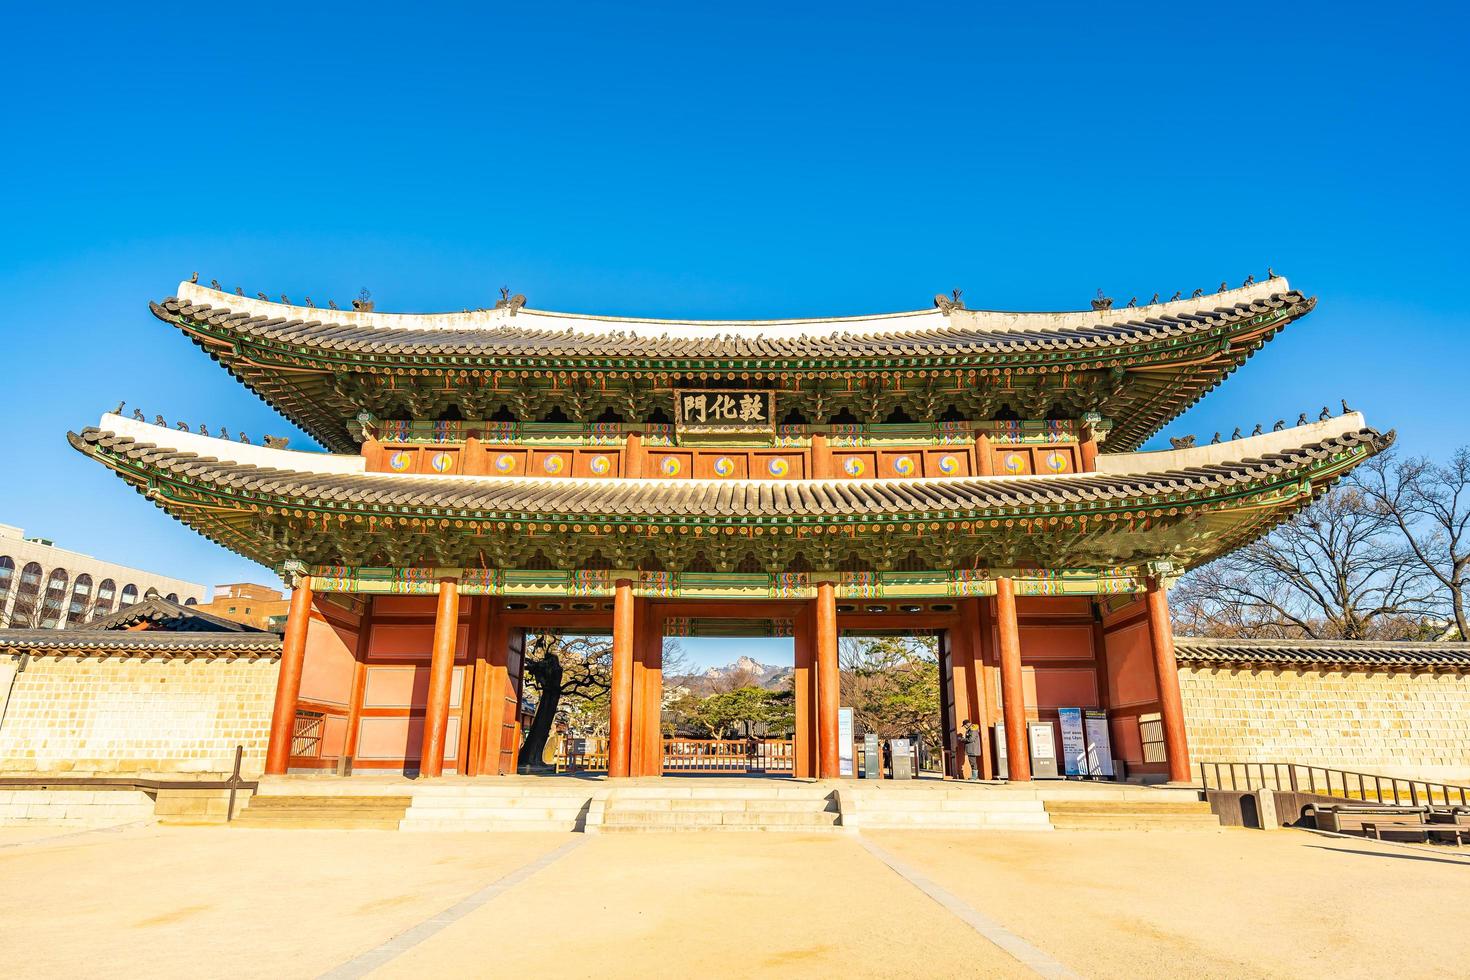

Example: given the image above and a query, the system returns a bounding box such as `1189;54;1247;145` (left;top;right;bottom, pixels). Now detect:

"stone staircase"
1042;798;1222;831
231;795;409;830
228;776;1222;833
399;783;595;832
840;785;1053;831
595;784;841;833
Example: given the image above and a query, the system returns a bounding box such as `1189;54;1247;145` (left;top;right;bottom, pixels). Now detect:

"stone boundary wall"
1180;665;1470;783
0;654;279;777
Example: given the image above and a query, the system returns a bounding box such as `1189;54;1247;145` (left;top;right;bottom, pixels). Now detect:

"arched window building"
11;561;44;626
65;574;94;626
39;568;69;628
95;578;116;615
0;526;209;629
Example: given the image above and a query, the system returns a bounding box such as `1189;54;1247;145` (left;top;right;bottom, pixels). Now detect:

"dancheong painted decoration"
71;273;1390;783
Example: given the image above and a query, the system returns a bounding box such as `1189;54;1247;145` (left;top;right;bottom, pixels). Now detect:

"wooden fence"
554;737;794;774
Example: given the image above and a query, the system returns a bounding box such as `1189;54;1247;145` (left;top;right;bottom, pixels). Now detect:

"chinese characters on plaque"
674;390;775;434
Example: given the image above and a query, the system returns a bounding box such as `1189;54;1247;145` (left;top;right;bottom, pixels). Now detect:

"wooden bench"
1361;821;1469;845
1309;804;1430;835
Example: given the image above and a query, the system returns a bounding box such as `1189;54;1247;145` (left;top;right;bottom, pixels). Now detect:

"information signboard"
862;733;880;779
889;738;913;779
838;707;855;777
1084;709;1115;778
1028;721;1060;778
1058;707;1087;777
993;722;1009;780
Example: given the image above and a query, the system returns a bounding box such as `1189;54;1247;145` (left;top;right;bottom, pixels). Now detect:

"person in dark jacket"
960;719;983;780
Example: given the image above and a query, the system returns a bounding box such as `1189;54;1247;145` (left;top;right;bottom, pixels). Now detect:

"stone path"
2;824;1468;978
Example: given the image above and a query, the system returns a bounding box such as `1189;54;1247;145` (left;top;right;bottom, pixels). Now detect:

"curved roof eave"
160;277;1306;356
71;413;1389;524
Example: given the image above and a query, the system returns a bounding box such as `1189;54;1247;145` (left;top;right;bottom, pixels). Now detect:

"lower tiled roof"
1174;636;1470;669
69;425;1388;522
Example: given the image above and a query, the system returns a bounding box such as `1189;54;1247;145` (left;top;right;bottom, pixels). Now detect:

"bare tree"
839;634;942;751
1359;448;1470;640
1173;483;1436;639
3;590;113;630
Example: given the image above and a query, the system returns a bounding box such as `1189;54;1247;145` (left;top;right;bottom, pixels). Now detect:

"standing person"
961;719;983;781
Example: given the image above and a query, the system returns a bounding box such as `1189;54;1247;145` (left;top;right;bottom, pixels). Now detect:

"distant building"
0;524;208;629
194;583;290;631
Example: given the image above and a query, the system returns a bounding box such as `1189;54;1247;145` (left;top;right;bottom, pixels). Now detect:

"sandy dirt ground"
1;823;1466;979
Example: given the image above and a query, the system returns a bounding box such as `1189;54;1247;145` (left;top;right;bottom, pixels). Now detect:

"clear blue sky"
1;2;1465;663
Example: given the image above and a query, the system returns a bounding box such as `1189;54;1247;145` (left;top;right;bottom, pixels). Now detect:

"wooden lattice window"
1139;713;1167;764
291;711;325;758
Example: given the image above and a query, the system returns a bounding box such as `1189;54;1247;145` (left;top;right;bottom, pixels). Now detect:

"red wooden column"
639;600;664;776
1079;414;1103;472
947;599;985;779
994;577;1031;781
608;578;637;778
792;604;817;778
815;580;840;779
975;432;994;476
341;597;373;766
419;577;461;778
811;433;834;479
265;575;314;775
1145;576;1193;783
624;432;645;478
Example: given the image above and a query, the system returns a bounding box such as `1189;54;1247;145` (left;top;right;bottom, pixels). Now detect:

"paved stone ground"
2;824;1467;979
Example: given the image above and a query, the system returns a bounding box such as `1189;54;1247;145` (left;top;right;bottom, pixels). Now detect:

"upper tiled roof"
150;278;1315;453
155;279;1308;362
1174;636;1470;669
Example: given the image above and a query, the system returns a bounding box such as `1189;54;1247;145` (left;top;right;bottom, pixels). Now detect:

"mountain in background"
669;655;793;694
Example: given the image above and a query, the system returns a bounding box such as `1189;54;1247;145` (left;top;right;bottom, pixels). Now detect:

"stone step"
407;785;600;798
1043;802;1213;816
599;823;841;834
234;806;407;820
602;785;823;801
848;788;1041;800
252;780;415;798
231;816;403;830
233;793;410;830
602;808;837;827
400;819;584;832
1047;815;1223;831
246;795;406;810
605;798;835;814
402;806;586;821
408;799;590;811
857;810;1054;829
848;797;1044;813
860;820;1054;832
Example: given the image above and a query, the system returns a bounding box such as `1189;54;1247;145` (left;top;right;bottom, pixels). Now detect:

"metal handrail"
1198;760;1470;807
